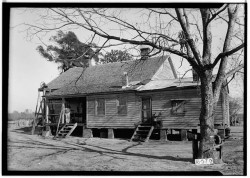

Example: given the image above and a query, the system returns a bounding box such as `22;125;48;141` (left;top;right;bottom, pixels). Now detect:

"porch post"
45;102;49;124
61;98;65;124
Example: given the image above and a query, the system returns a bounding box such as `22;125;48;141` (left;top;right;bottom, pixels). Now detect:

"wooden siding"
86;88;225;129
87;93;141;128
138;89;224;129
48;99;62;115
88;99;95;115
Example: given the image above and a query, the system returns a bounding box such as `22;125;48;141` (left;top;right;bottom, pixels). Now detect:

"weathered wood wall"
87;93;141;128
47;98;86;123
51;87;227;130
138;88;225;129
48;99;62;115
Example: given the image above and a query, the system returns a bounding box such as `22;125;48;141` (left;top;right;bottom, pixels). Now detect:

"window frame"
171;99;186;116
96;98;105;116
117;96;128;116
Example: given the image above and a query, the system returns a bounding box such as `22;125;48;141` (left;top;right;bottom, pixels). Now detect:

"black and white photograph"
3;2;246;176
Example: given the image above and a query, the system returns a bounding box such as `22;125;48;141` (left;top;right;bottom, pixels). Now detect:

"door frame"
140;96;152;124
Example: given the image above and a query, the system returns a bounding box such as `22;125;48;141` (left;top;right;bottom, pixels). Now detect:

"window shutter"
88;100;95;115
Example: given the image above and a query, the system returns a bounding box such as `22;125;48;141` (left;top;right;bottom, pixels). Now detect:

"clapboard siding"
139;89;224;129
86;88;225;129
87;100;95;115
87;93;141;128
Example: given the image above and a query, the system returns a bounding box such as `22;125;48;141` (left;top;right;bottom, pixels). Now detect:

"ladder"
31;88;46;135
54;123;78;138
130;123;154;142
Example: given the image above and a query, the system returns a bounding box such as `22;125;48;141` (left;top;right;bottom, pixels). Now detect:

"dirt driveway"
7;127;244;175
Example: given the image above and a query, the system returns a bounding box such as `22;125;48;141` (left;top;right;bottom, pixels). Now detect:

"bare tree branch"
212;43;245;68
207;4;229;25
147;8;178;21
224;64;244;79
213;4;241;100
175;8;202;68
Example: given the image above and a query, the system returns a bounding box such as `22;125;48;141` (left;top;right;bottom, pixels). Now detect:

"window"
171;100;186;115
96;99;105;115
117;97;127;115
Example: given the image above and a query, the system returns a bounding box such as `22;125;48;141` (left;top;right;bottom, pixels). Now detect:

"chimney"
139;45;150;60
192;68;199;82
88;58;96;67
123;71;129;87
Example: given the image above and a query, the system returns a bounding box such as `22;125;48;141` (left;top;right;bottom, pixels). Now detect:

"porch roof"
137;77;199;91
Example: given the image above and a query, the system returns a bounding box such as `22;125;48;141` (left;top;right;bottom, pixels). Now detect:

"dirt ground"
6;126;244;175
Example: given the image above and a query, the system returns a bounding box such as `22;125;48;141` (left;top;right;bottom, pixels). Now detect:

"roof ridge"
88;55;169;68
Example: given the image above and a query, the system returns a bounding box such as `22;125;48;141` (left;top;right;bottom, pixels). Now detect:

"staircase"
55;123;77;138
130;123;154;142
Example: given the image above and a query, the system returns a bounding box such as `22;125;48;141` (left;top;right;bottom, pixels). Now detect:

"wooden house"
40;54;229;141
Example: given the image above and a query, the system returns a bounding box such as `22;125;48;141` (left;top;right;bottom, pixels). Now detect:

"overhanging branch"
212;43;245;67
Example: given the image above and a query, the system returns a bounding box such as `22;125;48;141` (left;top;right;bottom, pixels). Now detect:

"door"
141;97;152;124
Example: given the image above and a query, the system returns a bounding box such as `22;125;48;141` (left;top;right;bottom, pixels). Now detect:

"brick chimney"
140;45;150;60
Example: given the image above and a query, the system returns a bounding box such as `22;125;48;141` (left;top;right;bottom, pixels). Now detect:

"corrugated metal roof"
137;77;200;91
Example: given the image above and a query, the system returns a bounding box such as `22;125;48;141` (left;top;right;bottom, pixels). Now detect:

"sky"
8;9;59;112
8;7;244;113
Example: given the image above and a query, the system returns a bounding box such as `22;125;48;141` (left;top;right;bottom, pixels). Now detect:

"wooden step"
54;123;77;138
130;124;154;142
136;130;150;132
138;125;151;128
65;126;75;128
60;130;70;133
63;127;73;130
135;134;148;137
58;133;67;136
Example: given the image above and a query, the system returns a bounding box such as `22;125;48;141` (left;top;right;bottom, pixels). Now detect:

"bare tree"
21;4;245;161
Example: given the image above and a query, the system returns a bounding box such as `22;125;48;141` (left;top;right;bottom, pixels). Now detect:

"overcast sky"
8;7;244;113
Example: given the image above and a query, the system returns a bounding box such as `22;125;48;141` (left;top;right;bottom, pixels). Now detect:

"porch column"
45;102;49;124
61;98;65;124
108;129;114;139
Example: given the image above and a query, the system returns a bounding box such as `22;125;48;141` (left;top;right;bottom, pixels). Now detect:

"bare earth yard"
7;126;244;175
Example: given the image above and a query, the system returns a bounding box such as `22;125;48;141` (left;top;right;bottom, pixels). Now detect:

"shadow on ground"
8;127;193;164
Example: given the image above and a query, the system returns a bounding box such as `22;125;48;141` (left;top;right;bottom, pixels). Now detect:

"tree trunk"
197;71;223;164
